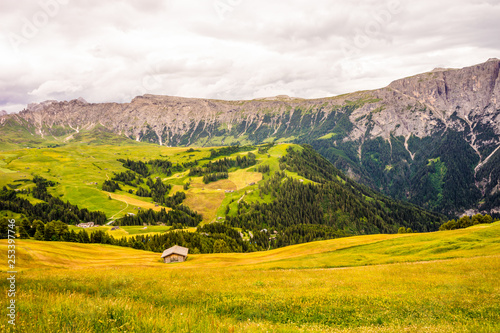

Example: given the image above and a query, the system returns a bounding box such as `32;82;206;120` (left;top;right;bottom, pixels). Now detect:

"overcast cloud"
0;0;499;113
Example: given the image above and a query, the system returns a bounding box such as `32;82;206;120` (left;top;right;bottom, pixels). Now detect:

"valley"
2;59;499;216
1;59;499;332
2;1;499;331
0;142;444;254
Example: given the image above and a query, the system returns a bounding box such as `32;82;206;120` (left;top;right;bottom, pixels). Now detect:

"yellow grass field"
182;165;263;223
184;188;226;223
228;169;262;190
107;192;166;212
1;223;499;332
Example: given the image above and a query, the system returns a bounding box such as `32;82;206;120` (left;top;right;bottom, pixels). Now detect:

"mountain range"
1;58;499;217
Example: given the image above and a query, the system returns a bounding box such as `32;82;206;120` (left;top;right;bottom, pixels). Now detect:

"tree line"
189;153;257;176
102;180;121;192
189;153;257;184
8;218;271;253
112;170;143;186
209;145;254;159
118;206;202;226
439;213;497;230
117;158;197;178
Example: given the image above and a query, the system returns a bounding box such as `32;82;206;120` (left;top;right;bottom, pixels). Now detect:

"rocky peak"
387;59;500;116
76;97;88;104
27;100;58;112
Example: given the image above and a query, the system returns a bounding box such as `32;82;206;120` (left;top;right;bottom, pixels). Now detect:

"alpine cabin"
161;245;189;263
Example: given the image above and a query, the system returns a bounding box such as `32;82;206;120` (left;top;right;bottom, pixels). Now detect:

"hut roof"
161;245;189;258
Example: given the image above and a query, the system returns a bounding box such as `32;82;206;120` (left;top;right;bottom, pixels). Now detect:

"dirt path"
110;198;129;220
237;190;253;203
475;144;500;176
237;194;245;203
105;173;130;220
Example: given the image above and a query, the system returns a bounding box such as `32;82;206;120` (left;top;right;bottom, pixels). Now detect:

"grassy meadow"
0;142;290;224
1;223;499;332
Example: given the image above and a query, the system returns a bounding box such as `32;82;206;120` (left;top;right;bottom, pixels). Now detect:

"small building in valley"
161;245;189;263
77;222;94;228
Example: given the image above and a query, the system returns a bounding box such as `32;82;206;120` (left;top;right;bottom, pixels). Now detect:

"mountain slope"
0;143;443;252
2;59;499;215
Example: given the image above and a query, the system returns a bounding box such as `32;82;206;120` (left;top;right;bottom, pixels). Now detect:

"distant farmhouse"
77;222;94;228
161;245;189;263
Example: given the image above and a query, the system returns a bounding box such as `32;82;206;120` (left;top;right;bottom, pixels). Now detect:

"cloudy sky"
0;0;499;113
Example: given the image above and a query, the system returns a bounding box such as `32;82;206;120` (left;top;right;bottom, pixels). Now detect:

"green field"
1;223;499;332
0;143;281;223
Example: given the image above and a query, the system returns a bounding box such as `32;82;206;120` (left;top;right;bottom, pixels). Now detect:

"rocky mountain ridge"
4;59;499;146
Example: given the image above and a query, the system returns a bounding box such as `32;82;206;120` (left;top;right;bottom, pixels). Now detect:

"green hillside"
1;142;444;253
3;102;498;217
1;223;499;332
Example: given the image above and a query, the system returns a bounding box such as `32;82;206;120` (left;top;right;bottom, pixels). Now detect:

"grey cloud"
0;0;499;112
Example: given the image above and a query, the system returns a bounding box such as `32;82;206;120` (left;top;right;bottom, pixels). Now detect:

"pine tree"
0;218;8;238
34;225;44;240
21;220;33;237
19;225;30;239
80;230;90;243
44;223;56;241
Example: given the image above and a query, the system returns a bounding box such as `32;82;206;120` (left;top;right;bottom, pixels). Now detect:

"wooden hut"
161;245;189;263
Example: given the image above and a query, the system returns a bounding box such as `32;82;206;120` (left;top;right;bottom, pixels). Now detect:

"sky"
0;0;499;113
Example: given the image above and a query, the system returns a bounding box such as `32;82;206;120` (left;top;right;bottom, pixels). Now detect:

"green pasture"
0;143;279;222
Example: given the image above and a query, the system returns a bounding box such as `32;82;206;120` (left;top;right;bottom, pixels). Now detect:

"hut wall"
164;254;186;263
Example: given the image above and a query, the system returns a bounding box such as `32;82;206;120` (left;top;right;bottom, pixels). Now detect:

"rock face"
2;59;500;216
0;110;7;116
350;58;500;144
9;94;347;146
8;59;500;146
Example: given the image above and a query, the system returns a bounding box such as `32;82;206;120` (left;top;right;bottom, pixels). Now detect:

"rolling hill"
1;222;499;332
